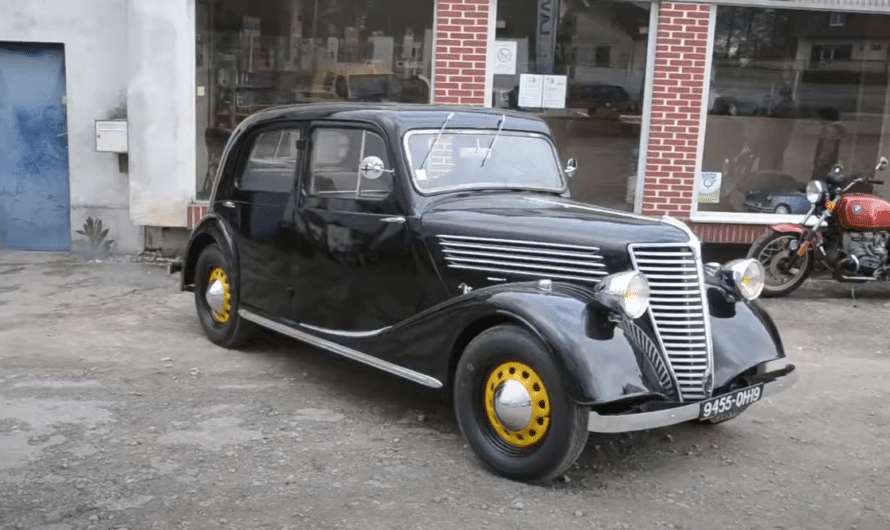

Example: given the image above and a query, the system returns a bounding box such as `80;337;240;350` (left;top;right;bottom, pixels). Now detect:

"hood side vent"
438;234;607;283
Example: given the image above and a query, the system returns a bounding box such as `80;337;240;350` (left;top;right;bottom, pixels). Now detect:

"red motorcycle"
748;156;890;297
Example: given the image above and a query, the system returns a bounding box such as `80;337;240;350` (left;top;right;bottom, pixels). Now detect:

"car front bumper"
587;359;797;433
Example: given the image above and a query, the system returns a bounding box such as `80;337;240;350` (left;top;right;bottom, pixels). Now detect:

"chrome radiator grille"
629;244;712;401
438;235;608;283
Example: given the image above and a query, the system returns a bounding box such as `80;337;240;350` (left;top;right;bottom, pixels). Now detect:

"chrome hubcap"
206;279;226;315
493;379;533;431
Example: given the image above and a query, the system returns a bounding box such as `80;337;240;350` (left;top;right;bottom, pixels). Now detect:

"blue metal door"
0;43;70;251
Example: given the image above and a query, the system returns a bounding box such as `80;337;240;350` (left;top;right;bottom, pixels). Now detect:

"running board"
238;309;444;389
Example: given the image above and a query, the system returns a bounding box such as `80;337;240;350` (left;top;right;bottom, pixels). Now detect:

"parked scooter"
747;156;890;297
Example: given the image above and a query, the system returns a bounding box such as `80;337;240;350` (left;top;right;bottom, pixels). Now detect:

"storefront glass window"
195;0;435;200
493;0;651;212
699;7;890;216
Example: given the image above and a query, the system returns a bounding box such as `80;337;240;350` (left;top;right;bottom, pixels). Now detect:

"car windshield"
403;130;566;194
349;74;401;99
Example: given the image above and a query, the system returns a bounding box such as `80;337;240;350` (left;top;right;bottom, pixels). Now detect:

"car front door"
291;123;429;333
214;123;305;317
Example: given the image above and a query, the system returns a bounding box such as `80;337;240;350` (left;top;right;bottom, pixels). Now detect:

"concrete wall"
127;0;196;228
0;0;143;254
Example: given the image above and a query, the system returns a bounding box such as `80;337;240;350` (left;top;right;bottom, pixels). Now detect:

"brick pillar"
641;2;711;217
433;0;490;106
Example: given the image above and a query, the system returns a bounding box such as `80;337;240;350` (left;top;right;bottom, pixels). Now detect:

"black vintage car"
171;103;798;483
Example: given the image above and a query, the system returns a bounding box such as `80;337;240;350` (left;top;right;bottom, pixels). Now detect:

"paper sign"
493;41;517;75
698;172;722;203
541;75;567;109
518;74;544;108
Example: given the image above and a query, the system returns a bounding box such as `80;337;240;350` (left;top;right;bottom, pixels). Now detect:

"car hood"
420;192;693;274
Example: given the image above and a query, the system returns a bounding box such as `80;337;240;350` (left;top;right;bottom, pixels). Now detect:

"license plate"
698;384;764;421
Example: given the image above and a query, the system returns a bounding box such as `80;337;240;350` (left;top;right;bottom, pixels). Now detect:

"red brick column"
433;0;489;105
641;2;711;218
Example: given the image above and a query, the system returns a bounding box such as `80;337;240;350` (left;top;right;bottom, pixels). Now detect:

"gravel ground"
1;251;889;530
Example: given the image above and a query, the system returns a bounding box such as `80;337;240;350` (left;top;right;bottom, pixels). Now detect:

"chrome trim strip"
238;310;443;389
443;249;606;268
448;264;604;283
587;364;798;433
441;241;605;260
439;234;601;252
299;323;392;338
445;256;604;276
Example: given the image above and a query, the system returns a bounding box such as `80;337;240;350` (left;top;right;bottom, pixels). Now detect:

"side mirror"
565;158;578;178
359;155;393;180
876;156;888;172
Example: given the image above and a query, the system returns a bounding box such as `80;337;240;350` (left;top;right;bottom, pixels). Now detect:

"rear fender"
181;214;239;292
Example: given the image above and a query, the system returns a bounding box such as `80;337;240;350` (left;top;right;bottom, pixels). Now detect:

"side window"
239;129;301;193
307;128;393;200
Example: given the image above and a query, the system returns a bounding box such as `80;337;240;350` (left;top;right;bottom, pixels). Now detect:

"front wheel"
453;324;589;483
747;231;814;298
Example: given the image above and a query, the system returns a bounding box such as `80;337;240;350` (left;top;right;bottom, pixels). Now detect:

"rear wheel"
453;324;589;483
194;243;254;348
747;231;813;298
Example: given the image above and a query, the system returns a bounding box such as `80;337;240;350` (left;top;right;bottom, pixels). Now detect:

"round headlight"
595;271;650;319
724;258;765;300
806;180;825;204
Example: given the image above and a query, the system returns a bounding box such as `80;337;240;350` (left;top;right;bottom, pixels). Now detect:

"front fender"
769;223;806;235
478;290;675;406
707;286;785;390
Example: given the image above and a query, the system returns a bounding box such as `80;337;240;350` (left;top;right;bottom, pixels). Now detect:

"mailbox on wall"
95;120;128;153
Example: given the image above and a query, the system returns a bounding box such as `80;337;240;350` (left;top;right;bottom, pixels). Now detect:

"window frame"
303;123;396;203
234;124;305;195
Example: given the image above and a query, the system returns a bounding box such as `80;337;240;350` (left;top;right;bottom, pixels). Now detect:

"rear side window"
238;129;301;193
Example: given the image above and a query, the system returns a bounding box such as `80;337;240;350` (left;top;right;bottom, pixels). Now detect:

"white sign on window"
518;74;567;109
699;172;722;203
493;40;517;75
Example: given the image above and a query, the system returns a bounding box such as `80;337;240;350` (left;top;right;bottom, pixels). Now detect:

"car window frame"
231;122;306;197
400;128;569;198
300;120;403;212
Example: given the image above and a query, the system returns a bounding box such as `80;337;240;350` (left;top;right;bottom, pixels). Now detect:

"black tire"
747;230;813;298
453;324;589;483
194;243;254;349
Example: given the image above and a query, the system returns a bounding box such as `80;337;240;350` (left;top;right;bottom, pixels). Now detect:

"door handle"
221;201;236;208
381;216;406;224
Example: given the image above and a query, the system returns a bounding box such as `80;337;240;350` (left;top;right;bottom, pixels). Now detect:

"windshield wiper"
480;114;506;167
419;112;455;171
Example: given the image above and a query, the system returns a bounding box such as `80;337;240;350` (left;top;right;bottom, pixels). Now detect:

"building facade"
2;0;890;253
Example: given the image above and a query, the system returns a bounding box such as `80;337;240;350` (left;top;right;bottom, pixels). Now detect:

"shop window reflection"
493;0;651;212
195;0;435;200
699;7;890;215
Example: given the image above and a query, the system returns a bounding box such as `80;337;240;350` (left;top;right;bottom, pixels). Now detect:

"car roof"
235;103;553;137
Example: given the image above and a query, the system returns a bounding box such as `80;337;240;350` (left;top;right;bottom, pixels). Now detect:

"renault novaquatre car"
171;103;798;483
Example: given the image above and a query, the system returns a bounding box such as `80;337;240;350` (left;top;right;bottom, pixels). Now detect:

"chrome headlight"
806;180;825;204
723;258;765;300
595;271;650;319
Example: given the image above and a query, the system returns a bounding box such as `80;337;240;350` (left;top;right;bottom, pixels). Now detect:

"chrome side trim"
238;310;443;389
586;364;798;433
299;323;392;338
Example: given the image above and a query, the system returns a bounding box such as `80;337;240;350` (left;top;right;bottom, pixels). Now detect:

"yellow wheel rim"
484;361;550;448
207;268;232;323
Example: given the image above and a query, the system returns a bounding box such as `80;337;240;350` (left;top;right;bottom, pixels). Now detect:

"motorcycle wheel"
747;231;814;298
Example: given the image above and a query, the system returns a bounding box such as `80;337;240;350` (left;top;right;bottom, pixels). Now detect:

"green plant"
76;217;114;256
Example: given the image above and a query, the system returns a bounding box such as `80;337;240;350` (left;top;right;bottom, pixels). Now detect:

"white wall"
127;0;196;227
1;0;143;253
